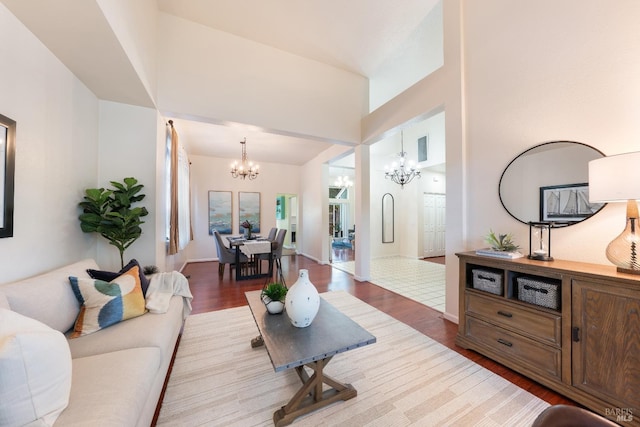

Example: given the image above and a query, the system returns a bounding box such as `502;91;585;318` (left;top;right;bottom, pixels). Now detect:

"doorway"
329;183;354;262
423;193;446;258
276;193;297;250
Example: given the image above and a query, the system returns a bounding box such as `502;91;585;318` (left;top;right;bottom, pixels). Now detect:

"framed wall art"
208;191;232;235
239;191;260;233
0;113;16;238
540;183;604;222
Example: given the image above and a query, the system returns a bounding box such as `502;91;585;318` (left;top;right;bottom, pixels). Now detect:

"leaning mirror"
499;141;605;225
382;193;394;243
0;113;15;238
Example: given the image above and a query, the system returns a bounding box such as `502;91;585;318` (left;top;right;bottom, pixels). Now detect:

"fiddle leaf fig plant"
79;177;149;268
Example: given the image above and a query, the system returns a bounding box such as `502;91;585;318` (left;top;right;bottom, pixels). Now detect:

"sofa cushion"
87;259;151;296
0;309;72;427
0;259;98;333
67;296;183;363
69;265;146;338
55;347;161;427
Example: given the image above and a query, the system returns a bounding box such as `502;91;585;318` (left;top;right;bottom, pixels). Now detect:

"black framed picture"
540;183;604;222
0;113;16;238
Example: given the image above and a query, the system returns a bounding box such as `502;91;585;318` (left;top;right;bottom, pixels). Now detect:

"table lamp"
588;152;640;274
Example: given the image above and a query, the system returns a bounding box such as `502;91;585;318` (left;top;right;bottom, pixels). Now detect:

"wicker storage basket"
471;269;503;295
516;277;560;310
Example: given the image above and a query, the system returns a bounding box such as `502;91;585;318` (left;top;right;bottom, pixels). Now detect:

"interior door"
423;193;445;257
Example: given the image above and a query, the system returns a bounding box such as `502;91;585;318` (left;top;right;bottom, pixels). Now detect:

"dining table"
227;236;276;281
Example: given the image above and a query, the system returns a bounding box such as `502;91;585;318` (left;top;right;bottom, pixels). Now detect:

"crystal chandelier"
230;138;259;180
384;131;421;188
334;175;353;188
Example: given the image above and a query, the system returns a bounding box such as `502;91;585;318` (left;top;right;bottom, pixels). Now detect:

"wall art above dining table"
208;190;261;235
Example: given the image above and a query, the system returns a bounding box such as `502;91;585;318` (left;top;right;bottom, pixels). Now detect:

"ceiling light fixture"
384;131;421;188
334;176;353;188
230;138;259;180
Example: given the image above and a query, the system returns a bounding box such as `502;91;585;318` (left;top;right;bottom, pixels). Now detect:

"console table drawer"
466;292;561;346
465;317;561;380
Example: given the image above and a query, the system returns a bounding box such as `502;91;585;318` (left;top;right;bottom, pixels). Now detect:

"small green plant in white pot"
261;282;288;314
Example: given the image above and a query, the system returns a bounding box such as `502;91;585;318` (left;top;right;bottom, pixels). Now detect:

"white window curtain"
168;121;192;255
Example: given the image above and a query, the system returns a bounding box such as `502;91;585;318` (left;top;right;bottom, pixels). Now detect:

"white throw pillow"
0;309;72;426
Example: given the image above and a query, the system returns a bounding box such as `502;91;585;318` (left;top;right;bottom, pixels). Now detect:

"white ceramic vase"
285;269;320;327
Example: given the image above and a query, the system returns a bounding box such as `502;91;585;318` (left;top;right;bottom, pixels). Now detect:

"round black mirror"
499;141;606;225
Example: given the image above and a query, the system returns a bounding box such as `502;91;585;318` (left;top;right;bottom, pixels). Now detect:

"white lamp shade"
588;152;640;203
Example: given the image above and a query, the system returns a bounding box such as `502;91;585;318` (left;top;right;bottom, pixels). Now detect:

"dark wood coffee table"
245;290;376;426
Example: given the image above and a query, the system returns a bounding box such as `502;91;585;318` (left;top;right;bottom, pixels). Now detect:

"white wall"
463;0;640;266
96;101;161;271
157;12;368;146
369;136;403;258
0;3;100;283
370;0;444;112
186;154;301;261
97;0;158;102
366;112;447;261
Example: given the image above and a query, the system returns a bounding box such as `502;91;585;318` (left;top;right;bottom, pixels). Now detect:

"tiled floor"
332;256;446;312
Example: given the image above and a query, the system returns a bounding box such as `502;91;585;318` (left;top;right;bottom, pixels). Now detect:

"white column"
354;145;371;281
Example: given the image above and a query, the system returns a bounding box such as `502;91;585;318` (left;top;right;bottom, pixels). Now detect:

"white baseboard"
185;257;217;263
442;312;459;324
298;252;326;264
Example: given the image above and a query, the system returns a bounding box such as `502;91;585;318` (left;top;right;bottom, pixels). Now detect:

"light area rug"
157;291;548;426
333;257;446;312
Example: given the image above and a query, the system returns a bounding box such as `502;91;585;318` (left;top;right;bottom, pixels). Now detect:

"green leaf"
485;229;520;252
78;177;148;268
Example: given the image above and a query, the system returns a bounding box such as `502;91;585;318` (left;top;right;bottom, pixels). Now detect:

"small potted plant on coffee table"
261;282;288;314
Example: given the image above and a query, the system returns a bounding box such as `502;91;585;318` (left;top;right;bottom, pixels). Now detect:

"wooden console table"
456;252;639;426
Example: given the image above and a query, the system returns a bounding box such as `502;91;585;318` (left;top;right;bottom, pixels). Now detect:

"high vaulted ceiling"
3;0;440;166
157;0;440;165
156;0;439;78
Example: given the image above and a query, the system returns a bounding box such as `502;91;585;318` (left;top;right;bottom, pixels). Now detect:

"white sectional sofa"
0;259;188;427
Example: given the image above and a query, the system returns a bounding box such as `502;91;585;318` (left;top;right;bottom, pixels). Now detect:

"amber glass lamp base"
606;200;640;275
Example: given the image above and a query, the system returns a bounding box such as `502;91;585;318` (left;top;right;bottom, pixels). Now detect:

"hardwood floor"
181;253;576;407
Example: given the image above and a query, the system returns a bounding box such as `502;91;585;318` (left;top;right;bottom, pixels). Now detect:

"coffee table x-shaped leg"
273;356;357;426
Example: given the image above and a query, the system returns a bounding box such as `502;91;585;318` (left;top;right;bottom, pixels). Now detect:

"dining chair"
272;229;287;278
257;227;278;271
213;230;247;279
267;227;277;241
257;228;287;277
